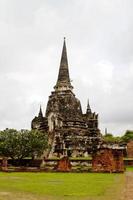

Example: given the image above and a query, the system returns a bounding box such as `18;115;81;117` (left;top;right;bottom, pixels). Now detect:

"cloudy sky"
0;0;133;135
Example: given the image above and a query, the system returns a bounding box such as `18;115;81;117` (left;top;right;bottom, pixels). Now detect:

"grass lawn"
126;166;133;171
0;172;124;200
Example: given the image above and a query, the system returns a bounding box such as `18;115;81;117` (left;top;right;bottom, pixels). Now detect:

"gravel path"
120;171;133;200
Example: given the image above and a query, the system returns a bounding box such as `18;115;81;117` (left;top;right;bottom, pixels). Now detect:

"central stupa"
31;39;101;157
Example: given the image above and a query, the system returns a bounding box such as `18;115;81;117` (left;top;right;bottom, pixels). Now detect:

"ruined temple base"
92;148;125;173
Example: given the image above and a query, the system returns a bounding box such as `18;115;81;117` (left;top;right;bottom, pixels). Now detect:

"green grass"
0;172;124;200
126;166;133;171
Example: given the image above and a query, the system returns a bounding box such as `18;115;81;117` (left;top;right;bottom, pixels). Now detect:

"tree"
0;129;48;160
0;129;20;159
121;130;133;143
103;133;121;144
25;129;48;159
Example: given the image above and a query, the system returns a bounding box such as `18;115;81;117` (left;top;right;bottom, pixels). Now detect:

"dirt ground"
120;171;133;200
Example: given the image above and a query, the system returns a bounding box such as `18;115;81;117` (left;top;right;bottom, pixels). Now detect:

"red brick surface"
127;141;133;158
56;157;71;172
92;148;124;173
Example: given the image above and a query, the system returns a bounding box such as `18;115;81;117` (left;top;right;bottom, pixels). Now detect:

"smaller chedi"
31;38;102;158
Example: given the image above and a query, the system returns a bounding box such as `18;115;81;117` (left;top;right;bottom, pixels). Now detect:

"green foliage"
121;130;133;143
103;130;133;145
0;129;19;159
103;133;121;144
126;166;133;171
0;129;48;160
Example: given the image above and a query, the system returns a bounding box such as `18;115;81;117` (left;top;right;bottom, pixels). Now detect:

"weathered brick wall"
55;157;71;172
127;140;133;158
92;148;124;173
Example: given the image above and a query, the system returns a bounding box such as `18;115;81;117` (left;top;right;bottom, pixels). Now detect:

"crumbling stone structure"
31;39;101;158
92;146;125;173
127;140;133;158
32;106;48;132
56;156;71;172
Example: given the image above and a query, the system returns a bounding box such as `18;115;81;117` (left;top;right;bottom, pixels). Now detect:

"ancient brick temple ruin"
31;38;102;158
92;146;125;173
127;140;133;158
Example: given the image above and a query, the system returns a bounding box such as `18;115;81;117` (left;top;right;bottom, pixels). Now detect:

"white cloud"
0;0;133;135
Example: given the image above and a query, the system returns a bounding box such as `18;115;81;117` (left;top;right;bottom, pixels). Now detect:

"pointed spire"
86;99;91;114
54;38;73;91
105;128;108;135
38;105;43;118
